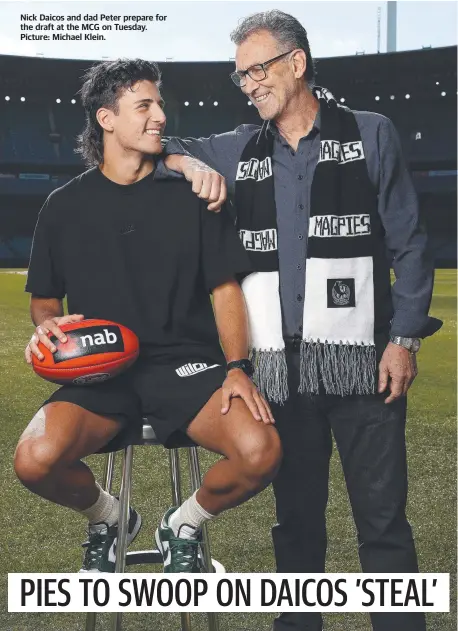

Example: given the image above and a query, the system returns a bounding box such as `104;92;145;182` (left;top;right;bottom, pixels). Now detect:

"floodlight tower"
387;1;397;52
377;6;381;53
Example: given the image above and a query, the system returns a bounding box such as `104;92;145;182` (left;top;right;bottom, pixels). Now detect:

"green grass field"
0;269;456;631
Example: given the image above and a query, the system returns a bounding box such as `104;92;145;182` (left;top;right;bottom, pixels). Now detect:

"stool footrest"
126;549;163;566
125;548;226;573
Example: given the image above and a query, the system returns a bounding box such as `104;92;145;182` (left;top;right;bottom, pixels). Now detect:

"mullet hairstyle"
75;58;162;166
230;10;316;86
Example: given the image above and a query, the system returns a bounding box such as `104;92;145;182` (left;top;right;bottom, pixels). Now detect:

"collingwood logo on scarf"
328;278;356;307
319;140;364;164
236;157;272;181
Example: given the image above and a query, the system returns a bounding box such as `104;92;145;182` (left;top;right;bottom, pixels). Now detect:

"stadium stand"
0;46;456;266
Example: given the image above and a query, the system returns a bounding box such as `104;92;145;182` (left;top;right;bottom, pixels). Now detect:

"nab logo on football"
52;325;125;364
81;328;118;348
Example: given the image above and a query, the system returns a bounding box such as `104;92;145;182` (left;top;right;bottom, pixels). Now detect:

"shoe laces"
82;524;108;569
169;536;200;570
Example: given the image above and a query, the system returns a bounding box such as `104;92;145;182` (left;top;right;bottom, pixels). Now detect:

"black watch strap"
226;359;253;377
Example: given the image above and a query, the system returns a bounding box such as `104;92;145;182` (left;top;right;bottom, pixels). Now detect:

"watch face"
411;339;421;352
240;360;254;377
228;359;253;377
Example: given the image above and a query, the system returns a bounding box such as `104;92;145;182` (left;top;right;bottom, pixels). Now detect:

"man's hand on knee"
221;369;275;425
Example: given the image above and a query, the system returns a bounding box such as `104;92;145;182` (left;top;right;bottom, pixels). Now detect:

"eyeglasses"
230;50;295;87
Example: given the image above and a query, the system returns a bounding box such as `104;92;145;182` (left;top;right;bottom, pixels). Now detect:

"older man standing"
164;10;441;631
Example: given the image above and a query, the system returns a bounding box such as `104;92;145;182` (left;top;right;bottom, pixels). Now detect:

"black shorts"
43;354;226;452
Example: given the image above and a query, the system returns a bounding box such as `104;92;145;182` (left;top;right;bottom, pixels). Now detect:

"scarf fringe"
299;341;376;396
250;348;289;405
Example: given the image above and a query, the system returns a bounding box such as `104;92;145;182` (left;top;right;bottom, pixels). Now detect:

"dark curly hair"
75;58;162;166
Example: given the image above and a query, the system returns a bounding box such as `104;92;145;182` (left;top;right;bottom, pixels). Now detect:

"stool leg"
188;448;214;572
109;445;134;631
180;611;192;631
168;449;192;631
102;451;116;493
188;448;220;631
115;445;134;573
169;448;183;505
85;612;97;631
85;452;116;631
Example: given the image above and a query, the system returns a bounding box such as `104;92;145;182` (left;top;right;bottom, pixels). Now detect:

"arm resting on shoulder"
162;128;256;210
162;132;240;180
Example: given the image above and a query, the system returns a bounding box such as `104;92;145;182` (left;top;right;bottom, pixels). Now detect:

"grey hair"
230;10;316;86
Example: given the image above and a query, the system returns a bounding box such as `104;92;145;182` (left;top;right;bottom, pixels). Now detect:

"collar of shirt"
265;110;321;147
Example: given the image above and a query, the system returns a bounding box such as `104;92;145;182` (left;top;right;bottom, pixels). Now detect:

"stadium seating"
52;104;85;164
0;47;456;267
0;239;14;259
0;103;57;164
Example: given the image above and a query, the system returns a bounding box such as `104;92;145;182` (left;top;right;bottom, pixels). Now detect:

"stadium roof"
0;45;456;104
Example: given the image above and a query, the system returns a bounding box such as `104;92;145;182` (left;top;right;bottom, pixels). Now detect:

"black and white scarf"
235;87;391;403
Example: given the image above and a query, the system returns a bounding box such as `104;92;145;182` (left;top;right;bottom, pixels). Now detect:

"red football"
32;319;139;386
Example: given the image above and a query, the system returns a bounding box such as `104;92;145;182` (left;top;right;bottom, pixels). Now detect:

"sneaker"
79;507;142;573
155;507;201;573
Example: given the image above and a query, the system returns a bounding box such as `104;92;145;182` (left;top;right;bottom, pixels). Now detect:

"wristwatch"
226;359;254;377
389;336;421;353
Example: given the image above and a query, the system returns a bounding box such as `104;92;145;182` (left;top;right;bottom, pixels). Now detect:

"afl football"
32;319;139;386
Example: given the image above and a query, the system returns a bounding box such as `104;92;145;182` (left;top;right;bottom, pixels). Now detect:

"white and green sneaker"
79;507;142;573
155;507;201;573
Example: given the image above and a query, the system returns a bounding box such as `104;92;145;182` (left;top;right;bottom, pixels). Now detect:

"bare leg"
14;402;122;511
186;390;282;516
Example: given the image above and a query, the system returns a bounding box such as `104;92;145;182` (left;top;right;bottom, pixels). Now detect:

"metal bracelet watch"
389;336;421;353
226;359;254;377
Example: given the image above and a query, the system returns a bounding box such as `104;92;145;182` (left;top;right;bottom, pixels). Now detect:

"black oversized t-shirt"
25;167;251;362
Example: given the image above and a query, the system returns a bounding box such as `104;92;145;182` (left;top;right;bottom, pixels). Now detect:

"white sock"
169;490;215;539
80;483;119;527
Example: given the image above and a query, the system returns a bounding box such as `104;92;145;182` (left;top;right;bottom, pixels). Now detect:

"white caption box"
8;573;450;613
